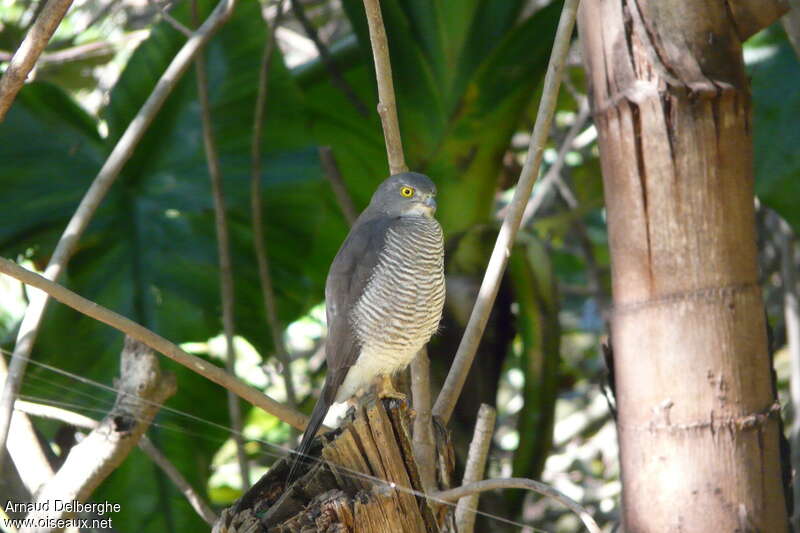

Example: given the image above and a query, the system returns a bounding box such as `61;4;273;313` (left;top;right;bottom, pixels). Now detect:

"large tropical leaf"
749;29;800;231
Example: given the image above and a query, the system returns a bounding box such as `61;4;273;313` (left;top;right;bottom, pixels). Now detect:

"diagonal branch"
0;0;237;476
194;16;250;488
432;0;580;423
0;257;313;432
318;146;358;226
250;0;300;415
24;338;177;530
157;2;194;37
0;0;74;121
520;96;590;226
290;0;368;116
361;0;407;175
433;477;601;533
0;354;53;496
14;400;218;526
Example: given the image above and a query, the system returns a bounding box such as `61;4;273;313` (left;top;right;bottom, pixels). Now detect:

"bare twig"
778;217;800;529
0;0;74;121
0;0;237;475
250;0;299;414
434;478;600;533
0;356;53;495
14;400;219;525
290;0;368;116
0;41;114;66
25;338;177;531
157;2;193;37
15;400;97;428
361;0;407;175
433;0;579;423
519;96;590;226
194;14;250;489
0;258;313;432
61;0;122;43
455;404;496;533
318;146;358;226
410;347;435;492
138;436;219;525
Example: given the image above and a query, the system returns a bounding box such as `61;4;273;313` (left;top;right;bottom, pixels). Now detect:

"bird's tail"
286;393;331;484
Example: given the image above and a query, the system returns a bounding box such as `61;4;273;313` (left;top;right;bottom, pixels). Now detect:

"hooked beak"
423;196;437;213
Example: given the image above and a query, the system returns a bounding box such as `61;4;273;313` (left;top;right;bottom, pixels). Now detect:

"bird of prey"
287;172;445;482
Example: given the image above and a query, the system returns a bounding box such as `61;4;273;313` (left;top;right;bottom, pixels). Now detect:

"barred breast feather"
335;215;445;402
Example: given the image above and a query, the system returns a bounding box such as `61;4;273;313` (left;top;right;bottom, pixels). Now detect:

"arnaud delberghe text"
5;500;121;515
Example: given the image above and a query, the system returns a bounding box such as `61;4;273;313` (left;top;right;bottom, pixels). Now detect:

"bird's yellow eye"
400;186;415;198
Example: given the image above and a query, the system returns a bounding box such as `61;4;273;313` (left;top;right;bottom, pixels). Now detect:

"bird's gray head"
367;172;438;218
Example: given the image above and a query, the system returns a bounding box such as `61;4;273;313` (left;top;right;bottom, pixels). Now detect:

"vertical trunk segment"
578;1;789;531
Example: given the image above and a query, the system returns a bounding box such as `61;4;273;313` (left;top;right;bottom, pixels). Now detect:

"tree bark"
578;1;789;531
216;397;454;533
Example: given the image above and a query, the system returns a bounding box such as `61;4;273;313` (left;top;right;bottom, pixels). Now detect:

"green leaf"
0;83;102;256
750;32;800;231
508;232;560;483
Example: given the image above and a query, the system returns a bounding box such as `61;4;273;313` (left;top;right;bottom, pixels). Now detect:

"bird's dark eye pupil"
401;187;414;197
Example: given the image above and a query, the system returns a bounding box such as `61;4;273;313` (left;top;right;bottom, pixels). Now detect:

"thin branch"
290;0;368;116
250;0;299;415
433;478;601;533
61;0;122;43
455;404;496;533
318;146;358;226
432;0;579;423
14;400;97;428
0;258;313;432
519;96;590;226
0;41;114;66
14;400;219;526
0;355;53;495
410;347;435;492
361;0;407;175
0;0;74;121
157;2;194;37
138;436;219;525
0;0;237;475
194;13;250;489
25;338;177;530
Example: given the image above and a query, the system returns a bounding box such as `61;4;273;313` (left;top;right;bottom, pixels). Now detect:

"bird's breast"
351;216;445;361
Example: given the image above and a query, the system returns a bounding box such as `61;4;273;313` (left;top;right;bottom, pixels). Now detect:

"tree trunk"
578;1;789;531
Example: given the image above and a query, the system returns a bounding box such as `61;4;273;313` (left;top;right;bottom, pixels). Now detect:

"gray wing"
287;214;397;483
322;214;396;403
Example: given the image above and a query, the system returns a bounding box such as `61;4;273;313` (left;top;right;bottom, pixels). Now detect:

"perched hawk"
288;172;445;482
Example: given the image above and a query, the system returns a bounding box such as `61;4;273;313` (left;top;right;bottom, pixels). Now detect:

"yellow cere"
400;186;415;198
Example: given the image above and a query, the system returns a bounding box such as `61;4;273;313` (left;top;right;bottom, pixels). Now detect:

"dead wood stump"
213;397;454;533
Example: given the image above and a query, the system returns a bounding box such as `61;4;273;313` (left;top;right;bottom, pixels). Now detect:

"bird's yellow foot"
373;374;407;403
